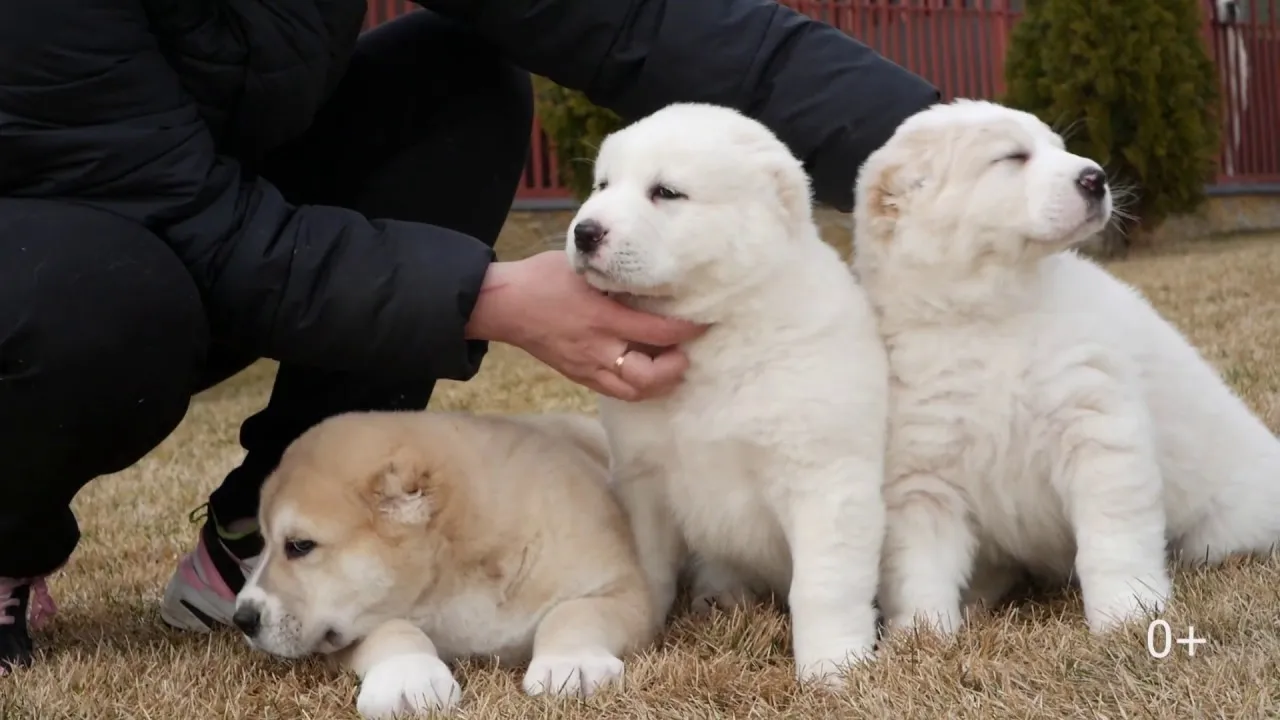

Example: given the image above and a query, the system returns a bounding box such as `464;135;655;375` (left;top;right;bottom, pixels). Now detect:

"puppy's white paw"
357;653;461;718
794;638;876;689
1085;578;1170;634
886;604;964;637
688;558;756;618
689;587;755;617
523;648;625;698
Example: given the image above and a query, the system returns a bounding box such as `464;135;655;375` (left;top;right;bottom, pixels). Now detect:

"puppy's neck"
860;253;1044;334
611;287;745;326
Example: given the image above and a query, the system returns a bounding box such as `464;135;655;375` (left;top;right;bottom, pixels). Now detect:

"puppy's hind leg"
1054;393;1171;633
1173;444;1280;567
879;473;977;637
785;456;885;687
687;553;758;617
522;581;655;699
338;619;462;718
961;555;1024;618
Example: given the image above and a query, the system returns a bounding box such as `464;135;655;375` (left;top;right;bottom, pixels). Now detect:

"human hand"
465;251;707;400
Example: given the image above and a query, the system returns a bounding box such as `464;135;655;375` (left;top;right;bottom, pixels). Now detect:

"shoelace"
0;577;57;630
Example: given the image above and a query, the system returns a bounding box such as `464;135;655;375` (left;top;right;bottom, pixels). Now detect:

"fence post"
991;0;1011;98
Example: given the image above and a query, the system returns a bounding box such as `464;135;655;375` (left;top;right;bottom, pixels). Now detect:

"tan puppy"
232;411;653;718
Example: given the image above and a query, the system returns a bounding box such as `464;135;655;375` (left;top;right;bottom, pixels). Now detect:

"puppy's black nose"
573;219;606;254
232;605;261;638
1076;167;1107;201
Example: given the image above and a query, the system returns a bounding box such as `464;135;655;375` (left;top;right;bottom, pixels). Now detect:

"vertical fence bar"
1258;0;1279;182
991;0;1011;98
903;1;919;81
526;115;549;199
974;0;991;99
1234;6;1251;177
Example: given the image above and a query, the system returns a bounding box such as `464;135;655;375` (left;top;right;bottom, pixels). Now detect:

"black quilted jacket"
0;0;938;381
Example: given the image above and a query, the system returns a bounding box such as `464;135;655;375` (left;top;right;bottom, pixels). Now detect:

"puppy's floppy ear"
862;160;907;223
366;446;432;525
766;152;815;231
854;149;925;244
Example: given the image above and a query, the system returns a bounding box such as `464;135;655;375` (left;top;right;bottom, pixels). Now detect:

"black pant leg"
207;9;534;523
0;199;209;577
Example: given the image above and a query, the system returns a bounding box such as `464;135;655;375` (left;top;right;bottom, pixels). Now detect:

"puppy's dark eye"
593;180;609;192
649;184;687;201
284;539;317;560
1002;151;1031;164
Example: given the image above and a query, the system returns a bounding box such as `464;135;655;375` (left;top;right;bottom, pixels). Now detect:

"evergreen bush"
531;76;624;201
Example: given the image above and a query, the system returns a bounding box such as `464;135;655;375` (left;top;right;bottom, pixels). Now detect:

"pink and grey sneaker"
0;577;57;675
160;506;262;633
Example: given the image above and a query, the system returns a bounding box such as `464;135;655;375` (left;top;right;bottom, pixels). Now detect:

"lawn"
5;233;1280;719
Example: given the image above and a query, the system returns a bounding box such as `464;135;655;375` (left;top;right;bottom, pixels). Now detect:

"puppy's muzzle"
232;603;262;638
573;219;607;255
1075;167;1107;203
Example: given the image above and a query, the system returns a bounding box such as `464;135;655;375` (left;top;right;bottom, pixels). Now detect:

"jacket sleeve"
423;0;939;212
0;0;493;381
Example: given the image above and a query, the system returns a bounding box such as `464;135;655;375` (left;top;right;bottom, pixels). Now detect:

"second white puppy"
565;103;890;684
853;98;1280;636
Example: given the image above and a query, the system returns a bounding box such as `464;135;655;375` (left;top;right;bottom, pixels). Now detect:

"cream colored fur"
566;103;891;685
852;98;1280;636
234;411;653;717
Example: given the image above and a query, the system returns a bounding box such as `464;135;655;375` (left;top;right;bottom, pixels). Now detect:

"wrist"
464;260;522;344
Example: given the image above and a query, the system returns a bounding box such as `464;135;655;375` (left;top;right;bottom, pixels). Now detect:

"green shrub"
1003;0;1220;248
532;76;625;201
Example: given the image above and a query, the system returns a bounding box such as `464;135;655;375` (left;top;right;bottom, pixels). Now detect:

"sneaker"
0;577;56;675
160;505;262;632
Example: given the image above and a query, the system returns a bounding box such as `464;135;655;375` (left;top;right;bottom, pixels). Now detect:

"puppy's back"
505;412;610;471
410;411;627;543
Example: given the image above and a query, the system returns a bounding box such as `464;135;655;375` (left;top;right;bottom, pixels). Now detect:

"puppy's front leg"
786;457;885;687
522;584;654;698
879;473;976;636
338;619;462;718
1055;396;1171;632
611;461;686;632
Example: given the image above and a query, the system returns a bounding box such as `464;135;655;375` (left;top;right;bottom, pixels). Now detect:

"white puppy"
565;103;890;684
852;98;1280;635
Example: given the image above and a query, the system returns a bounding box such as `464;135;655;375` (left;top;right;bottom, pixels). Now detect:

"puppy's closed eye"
998;151;1030;165
649;184;687;201
284;538;317;559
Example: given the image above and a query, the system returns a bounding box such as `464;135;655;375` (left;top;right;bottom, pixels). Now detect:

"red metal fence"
366;0;1280;201
1206;0;1280;185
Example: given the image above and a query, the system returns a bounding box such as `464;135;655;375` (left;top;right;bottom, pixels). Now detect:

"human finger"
603;301;709;347
616;347;691;399
589;367;640;402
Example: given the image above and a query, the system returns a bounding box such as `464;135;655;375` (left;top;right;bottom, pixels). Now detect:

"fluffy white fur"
852;98;1280;635
565;103;890;684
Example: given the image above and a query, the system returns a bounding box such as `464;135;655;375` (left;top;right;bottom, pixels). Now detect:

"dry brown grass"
5;233;1280;720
